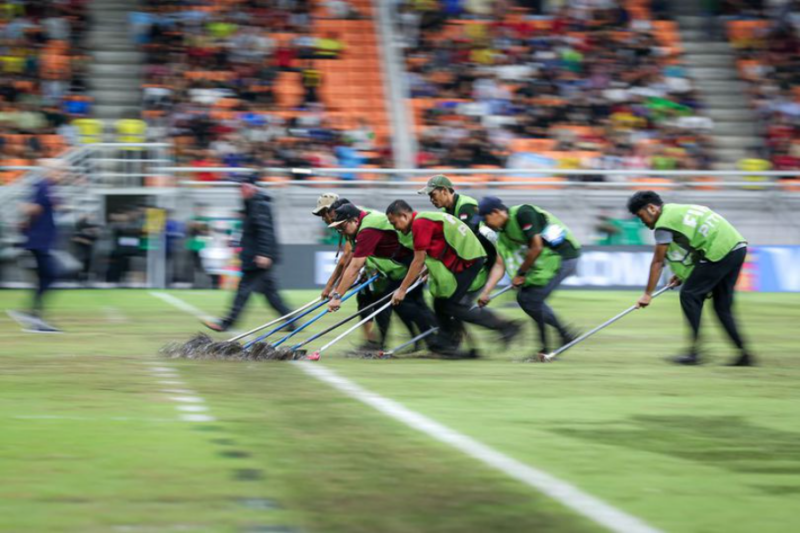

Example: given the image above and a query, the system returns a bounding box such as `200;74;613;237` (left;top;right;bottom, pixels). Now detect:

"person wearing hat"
418;173;505;346
418;174;480;231
311;192;346;299
327;203;438;351
386;199;521;357
476;196;580;358
203;177;293;332
314;196;386;349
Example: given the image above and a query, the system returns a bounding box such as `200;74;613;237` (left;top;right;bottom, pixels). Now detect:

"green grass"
0;288;799;532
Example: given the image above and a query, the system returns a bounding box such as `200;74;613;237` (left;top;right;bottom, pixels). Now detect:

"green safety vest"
447;194;478;222
397;212;486;298
655;204;746;281
442;193;489;290
357;212;408;282
497;205;580;287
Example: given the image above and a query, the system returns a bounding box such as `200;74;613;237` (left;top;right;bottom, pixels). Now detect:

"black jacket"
240;192;280;270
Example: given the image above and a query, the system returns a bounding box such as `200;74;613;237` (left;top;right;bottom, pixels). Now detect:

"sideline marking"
149;291;216;321
180;414;216;423
154;291;662;533
102;306;128;324
176;405;209;413
294;363;663;533
13;415;177;423
169;396;205;403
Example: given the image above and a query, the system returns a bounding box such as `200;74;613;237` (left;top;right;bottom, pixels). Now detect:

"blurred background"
1;0;799;291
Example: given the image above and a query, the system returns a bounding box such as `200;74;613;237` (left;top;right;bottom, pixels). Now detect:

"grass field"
1;288;799;533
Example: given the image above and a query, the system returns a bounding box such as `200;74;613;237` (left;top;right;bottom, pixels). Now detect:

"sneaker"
670;353;701;365
356;340;383;352
727;353;756;367
7;309;40;329
202;319;229;333
23;321;63;334
499;320;523;348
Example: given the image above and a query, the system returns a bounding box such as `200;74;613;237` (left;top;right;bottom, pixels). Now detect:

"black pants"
223;267;292;328
517;257;579;352
433;259;510;351
74;244;93;282
357;279;437;349
30;249;58;316
680;247;748;354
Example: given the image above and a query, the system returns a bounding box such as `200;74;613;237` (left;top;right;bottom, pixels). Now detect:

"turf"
0;288;798;532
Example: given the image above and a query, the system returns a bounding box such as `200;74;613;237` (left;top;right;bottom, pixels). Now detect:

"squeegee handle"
545;284;675;360
290;287;396;351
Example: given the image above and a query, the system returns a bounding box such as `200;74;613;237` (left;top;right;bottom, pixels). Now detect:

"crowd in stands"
726;0;800;171
130;0;391;179
0;0;91;182
398;0;715;177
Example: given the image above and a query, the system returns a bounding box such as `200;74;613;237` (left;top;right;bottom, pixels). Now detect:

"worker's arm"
477;253;506;307
392;250;426;306
637;243;668;308
328;255;367;312
21;203;42;218
322;240;352;298
512;234;544;287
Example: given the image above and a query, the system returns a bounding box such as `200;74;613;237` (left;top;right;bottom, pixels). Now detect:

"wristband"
331;292;342;300
516;269;528;277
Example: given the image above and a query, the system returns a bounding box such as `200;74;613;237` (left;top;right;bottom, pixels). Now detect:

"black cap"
477;196;506;217
328;203;362;228
328;198;352;212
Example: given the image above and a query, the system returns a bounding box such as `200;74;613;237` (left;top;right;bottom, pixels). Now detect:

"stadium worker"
386;200;520;357
418;174;480;230
7;159;65;333
627;191;754;366
311;192;344;298
327;203;438;350
314;196;387;350
477;196;580;358
203;176;293;332
418;174;509;342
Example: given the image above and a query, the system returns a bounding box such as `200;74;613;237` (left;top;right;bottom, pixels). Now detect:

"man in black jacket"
203;177;293;332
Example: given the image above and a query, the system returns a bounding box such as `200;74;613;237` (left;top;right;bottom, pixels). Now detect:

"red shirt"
353;212;410;260
410;213;474;273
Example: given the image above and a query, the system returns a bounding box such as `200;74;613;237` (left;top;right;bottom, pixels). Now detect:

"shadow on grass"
552;415;800;492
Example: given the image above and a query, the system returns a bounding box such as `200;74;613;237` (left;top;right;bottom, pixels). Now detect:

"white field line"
294;363;663;533
153;292;662;533
149;291;217;322
102;306;129;324
13;415;178;423
140;360;217;423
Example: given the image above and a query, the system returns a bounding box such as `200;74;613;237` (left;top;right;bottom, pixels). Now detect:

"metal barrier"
2;160;800;290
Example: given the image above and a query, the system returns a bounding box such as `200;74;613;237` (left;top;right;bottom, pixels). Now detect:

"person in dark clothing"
71;214;99;284
628;191;753;366
7;159;64;333
477;196;581;358
203;177;293;332
106;208;143;284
